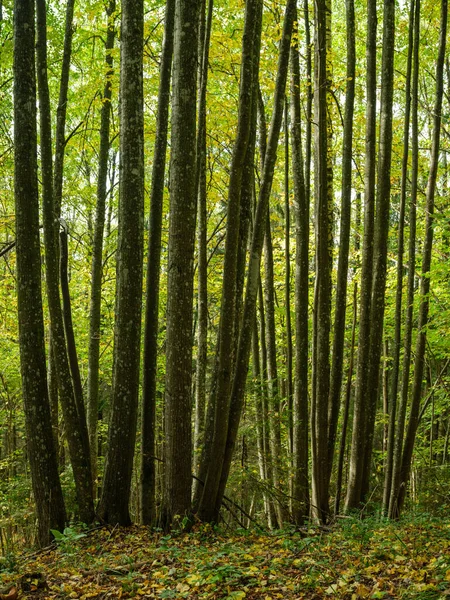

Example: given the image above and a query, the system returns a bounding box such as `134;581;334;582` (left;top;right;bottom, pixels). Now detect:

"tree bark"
388;0;420;520
382;0;415;515
98;0;144;526
162;0;201;528
140;0;175;527
345;0;377;511
290;17;310;525
395;0;447;516
312;0;332;523
327;0;355;488
88;0;116;498
213;0;297;519
194;0;214;475
36;0;94;525
197;0;262;522
361;0;396;503
14;0;66;546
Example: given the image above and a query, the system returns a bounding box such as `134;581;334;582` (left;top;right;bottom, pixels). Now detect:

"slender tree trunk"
361;0;396;503
197;0;262;522
327;0;355;487
345;0;377;511
88;0;116;497
36;0;94;525
53;0;75;219
284;98;293;457
290;18;310;524
395;0;447;515
214;0;297;518
140;0;175;527
388;0;420;520
312;0;332;523
162;0;201;528
59;226;84;415
98;0;144;526
263;209;286;526
335;283;357;515
258;279;278;528
14;0;66;546
194;0;214;471
382;0;414;516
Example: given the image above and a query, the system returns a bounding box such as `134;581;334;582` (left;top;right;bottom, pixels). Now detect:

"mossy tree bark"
345;0;377;512
88;0;116;498
161;0;201;528
98;0;144;526
13;0;66;546
140;0;175;526
36;0;94;525
290;14;310;525
395;0;447;517
197;0;262;523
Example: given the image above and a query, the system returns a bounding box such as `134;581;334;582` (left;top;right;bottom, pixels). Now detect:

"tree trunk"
140;0;175;527
36;0;94;525
312;0;332;523
382;0;415;515
335;283;357;515
345;0;377;511
327;0;355;488
194;0;214;475
395;0;447;516
88;0;116;498
197;0;262;523
98;0;144;526
361;0;396;502
14;0;66;546
213;0;297;519
388;0;420;520
284;98;293;458
53;0;75;219
161;0;201;528
263;209;286;526
290;17;310;524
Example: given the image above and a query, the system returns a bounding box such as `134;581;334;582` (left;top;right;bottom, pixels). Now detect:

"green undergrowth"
0;515;449;599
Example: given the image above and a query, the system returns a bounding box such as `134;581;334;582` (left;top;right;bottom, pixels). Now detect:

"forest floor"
0;515;449;599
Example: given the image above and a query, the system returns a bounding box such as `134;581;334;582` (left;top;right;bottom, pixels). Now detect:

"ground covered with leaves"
0;515;449;599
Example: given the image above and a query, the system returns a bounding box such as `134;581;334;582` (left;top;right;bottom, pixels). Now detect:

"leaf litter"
0;517;449;599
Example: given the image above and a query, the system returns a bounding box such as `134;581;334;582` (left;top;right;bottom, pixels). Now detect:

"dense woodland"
0;0;449;550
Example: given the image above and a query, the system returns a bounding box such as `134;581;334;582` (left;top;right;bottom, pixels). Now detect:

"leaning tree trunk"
36;0;94;525
197;0;262;523
395;0;447;516
161;0;201;528
140;0;175;526
14;0;66;546
214;0;297;519
98;0;144;526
